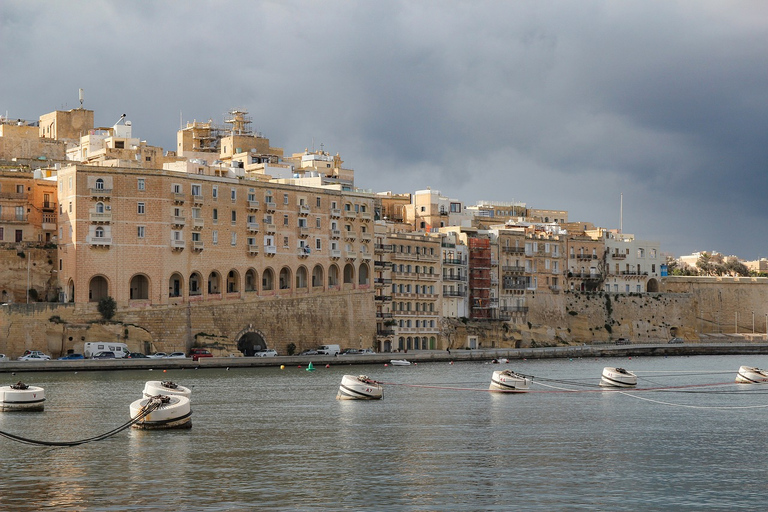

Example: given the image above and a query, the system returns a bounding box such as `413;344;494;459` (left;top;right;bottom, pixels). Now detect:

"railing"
330;249;341;258
264;245;277;255
501;246;525;254
193;241;204;251
248;245;259;254
89;187;112;196
443;290;467;297
170;239;186;249
173;192;185;203
247;222;259;232
502;265;525;273
247;200;260;210
299;205;311;215
89;212;112;222
172;216;186;226
443;258;465;265
442;274;467;282
265;202;277;212
374;244;394;252
88;236;112;246
500;306;529;313
330;208;341;217
192;194;204;205
192;218;204;229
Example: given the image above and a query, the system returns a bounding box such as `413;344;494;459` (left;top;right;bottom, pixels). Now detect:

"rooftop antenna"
79;88;84;109
619;192;623;234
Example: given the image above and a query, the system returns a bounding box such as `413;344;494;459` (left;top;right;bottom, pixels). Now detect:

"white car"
147;352;168;359
19;353;51;361
166;352;187;359
254;349;278;357
0;353;8;362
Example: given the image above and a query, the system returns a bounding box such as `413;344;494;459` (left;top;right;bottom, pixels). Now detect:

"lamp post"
753;311;755;334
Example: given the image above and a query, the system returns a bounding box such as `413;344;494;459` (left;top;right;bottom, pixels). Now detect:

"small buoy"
384;363;389;367
148;369;153;371
163;369;167;373
298;365;302;368
325;364;330;368
280;365;285;370
449;361;454;365
226;367;230;370
306;362;315;372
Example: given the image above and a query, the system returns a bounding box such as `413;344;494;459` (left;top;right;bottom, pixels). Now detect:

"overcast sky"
2;1;767;259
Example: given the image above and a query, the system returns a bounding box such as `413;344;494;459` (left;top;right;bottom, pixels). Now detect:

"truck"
83;342;130;359
316;344;340;356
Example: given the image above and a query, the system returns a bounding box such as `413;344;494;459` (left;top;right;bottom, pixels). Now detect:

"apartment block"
590;229;661;293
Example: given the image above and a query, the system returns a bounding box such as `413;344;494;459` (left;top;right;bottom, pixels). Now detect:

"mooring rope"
0;396;166;447
616;391;768;410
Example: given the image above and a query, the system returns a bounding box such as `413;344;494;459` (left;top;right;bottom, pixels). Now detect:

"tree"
724;256;749;277
97;296;117;320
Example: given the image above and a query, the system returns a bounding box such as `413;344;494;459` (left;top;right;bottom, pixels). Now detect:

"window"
316;217;321;228
95;179;104;190
231;211;237;224
192;232;201;242
137;226;145;238
283;214;289;226
191;184;201;196
283;236;289;248
247;237;256;246
137;202;145;214
247;189;256;202
231;188;236;201
173;183;181;193
316;197;321;207
212;186;218;199
298;218;307;228
316;238;321;250
283;193;289;204
212;231;218;245
192;207;202;219
212;208;218;223
231;232;237;246
138;178;145;191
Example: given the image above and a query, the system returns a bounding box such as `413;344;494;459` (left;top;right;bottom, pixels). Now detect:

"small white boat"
129;395;192;429
489;370;530;392
143;380;192;399
735;366;768;384
0;382;45;411
390;359;411;366
600;367;637;388
337;375;383;400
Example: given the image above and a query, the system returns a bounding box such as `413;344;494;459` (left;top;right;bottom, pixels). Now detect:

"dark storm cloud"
2;1;766;258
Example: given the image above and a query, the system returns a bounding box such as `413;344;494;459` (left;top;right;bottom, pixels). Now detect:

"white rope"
532;381;583;392
617;391;768;410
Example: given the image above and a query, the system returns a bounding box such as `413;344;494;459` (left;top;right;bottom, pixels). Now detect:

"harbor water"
1;354;767;510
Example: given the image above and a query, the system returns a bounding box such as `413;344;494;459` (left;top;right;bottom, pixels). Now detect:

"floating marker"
280;365;285;370
306;362;315;372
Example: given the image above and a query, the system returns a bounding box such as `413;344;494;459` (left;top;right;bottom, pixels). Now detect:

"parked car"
147;352;168;359
93;351;116;359
189;348;213;361
359;348;377;355
0;353;8;362
340;349;361;355
126;352;149;358
167;352;187;359
615;338;631;345
668;337;684;344
254;349;278;357
19;353;51;361
59;353;85;360
299;349;318;356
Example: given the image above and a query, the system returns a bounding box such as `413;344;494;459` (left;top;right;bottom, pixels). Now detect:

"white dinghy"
599;367;637;388
0;382;45;411
129;395;192;429
337;375;383;400
390;359;411;366
735;366;768;384
489;370;531;392
143;380;192;399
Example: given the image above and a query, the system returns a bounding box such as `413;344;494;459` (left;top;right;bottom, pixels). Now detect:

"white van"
84;342;130;359
317;344;340;356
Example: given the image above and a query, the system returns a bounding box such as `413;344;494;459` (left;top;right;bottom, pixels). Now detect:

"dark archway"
647;278;659;292
237;331;266;356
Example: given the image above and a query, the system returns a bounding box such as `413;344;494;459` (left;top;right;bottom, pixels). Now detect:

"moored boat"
735;366;768;384
336;375;383;400
143;380;192;399
0;382;46;411
129;395;192;429
489;370;530;392
599;367;637;388
390;359;411;366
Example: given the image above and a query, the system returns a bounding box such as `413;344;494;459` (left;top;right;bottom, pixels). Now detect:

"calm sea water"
1;354;767;511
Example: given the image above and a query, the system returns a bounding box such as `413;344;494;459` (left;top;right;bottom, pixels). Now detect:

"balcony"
192;218;204;230
265;202;277;212
0;191;27;200
443;258;465;265
247;222;260;233
41;222;56;231
264;245;277;255
500;306;529;313
42;201;55;211
345;251;358;260
299;227;309;238
344;232;356;241
330;249;341;259
443;289;467;297
173;192;185;204
344;210;356;220
89;211;111;223
87;236;112;246
247;200;260;210
374;260;393;269
576;254;597;260
265;224;276;234
299;205;311;216
248;245;259;255
376;312;393;319
359;212;372;222
90;187;112;198
502;265;525;274
171;216;186;227
361;253;372;261
611;252;627;259
192;194;204;205
375;295;392;302
442;274;467;282
360;233;372;243
375;243;394;252
330;208;341;218
170;239;186;250
376;328;395;336
297;247;311;258
331;229;341;239
502;246;525;255
192;240;204;251
374;278;392;286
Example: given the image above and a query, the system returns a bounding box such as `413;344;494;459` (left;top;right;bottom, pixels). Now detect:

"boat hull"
0;385;45;412
599;367;637;388
130;395;192;429
337;375;383;400
390;359;411;366
735;366;768;384
489;370;530;392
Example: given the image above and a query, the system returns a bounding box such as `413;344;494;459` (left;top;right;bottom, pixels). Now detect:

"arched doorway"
262;268;274;291
208;271;221;294
647;278;659;292
279;267;291;290
169;273;183;298
237;331;266;356
129;274;149;300
89;275;109;302
358;263;370;285
67;279;75;303
296;266;308;289
227;269;239;293
245;268;257;292
312;265;324;288
343;263;355;284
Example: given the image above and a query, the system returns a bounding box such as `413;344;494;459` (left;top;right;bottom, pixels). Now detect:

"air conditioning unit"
105;206;111;210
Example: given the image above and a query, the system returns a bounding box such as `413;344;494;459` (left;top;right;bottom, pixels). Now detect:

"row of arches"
84;262;372;302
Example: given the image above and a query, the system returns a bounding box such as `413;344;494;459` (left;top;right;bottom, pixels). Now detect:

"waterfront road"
2;342;768;373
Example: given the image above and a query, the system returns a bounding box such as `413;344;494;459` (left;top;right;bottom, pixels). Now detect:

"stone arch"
88;275;109;302
226;269;240;293
398;336;405;351
245;268;258;292
129;273;150;300
279;266;292;290
189;271;202;296
312;264;324;288
296;266;308;289
208;270;221;294
647;278;659;293
262;267;275;291
67;279;75;303
358;262;370;285
328;264;340;286
95;201;105;213
235;327;267;356
343;263;355;284
169;272;183;298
